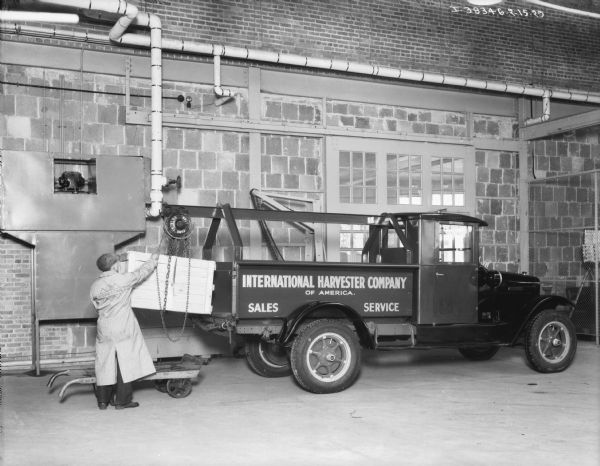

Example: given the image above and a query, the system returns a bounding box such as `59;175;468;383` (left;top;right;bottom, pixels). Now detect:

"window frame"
325;137;475;261
326;137;475;215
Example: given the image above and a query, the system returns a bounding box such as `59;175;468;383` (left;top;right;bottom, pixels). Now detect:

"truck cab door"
420;221;478;324
434;222;478;323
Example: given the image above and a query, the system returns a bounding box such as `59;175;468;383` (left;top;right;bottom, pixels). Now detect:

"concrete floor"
1;342;599;466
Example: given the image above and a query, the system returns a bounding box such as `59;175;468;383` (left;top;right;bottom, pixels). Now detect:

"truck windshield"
437;223;474;263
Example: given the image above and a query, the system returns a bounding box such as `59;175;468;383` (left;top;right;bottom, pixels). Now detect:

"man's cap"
96;253;118;272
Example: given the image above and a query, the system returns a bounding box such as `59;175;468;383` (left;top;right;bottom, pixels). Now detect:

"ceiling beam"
521;108;600;140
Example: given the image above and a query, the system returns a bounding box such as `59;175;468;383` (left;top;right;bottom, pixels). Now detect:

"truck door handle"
436;272;445;277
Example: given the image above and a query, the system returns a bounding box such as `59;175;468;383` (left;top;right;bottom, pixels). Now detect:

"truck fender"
278;301;371;347
510;295;574;345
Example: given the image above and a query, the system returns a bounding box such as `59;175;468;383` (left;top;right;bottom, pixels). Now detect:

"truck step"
375;339;415;348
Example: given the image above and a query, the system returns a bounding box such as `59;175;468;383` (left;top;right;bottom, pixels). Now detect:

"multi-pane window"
339;151;377;204
437;223;473;263
329;139;474;261
339;224;370;262
386;154;422;205
431;157;465;207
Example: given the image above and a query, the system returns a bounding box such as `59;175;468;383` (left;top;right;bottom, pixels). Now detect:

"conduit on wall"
524;0;600;19
3;0;600;214
35;0;165;218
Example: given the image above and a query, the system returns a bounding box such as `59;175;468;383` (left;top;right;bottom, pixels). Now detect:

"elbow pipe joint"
214;85;234;97
524;90;551;126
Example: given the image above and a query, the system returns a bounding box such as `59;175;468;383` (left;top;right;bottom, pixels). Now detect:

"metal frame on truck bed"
164;203;577;394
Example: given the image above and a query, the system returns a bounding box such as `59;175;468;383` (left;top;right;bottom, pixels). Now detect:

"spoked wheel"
290;319;361;394
458;345;500;361
166;378;192;398
525;310;577;373
245;339;291;378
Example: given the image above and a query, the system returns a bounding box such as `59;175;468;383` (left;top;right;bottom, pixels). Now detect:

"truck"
162;203;577;394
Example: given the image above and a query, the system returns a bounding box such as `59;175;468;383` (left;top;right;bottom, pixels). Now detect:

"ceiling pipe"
524;0;600;19
5;18;600;109
524;90;551;126
0;11;79;23
37;0;136;40
6;15;600;107
36;0;165;219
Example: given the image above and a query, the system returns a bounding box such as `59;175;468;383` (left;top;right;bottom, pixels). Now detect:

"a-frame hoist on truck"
158;201;577;394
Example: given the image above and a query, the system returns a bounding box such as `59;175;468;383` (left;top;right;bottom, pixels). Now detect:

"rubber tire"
245;339;291;378
458;346;500;361
290;319;361;394
525;310;577;373
166;378;192;398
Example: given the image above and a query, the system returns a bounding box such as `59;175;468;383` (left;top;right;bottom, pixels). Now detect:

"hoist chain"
155;218;193;343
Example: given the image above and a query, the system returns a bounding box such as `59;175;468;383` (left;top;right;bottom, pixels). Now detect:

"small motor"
57;171;86;193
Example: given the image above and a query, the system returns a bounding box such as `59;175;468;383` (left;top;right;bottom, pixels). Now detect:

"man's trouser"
95;358;133;406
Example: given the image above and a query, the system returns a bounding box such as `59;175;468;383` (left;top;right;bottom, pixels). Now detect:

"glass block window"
437;223;473;263
339;151;377;204
339;224;370;262
386;154;422;205
431;156;465;206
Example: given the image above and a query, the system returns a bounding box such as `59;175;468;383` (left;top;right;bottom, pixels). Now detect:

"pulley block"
164;209;193;239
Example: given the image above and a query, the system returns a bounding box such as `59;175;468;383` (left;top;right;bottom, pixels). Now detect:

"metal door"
419;219;478;324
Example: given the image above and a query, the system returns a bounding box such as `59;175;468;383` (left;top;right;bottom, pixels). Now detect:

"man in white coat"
91;252;159;410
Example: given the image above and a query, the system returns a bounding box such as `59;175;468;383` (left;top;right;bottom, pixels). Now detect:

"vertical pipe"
519;143;530;274
42;70;48;152
213;54;234;98
30;245;40;375
80;48;84;154
147;13;164;218
592;172;600;345
59;74;64;153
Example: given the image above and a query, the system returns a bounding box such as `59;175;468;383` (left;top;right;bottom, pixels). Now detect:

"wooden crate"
128;251;215;314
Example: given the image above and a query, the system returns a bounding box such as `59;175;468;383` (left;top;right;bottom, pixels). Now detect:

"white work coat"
91;257;158;385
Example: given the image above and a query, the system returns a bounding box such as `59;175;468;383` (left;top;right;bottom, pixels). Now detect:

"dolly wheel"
166;378;192;398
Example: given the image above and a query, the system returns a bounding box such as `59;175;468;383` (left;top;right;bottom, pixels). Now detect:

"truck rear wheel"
245;339;291;378
525;310;577;373
290;319;361;394
458;346;500;361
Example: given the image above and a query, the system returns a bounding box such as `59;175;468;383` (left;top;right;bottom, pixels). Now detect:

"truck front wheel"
525;310;577;373
245;339;291;378
290;319;361;394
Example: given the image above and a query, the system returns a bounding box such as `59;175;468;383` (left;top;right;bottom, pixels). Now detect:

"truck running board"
372;322;416;348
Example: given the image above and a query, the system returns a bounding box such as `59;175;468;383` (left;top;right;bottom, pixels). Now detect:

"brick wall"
528;129;600;295
4;0;600;92
142;0;599;92
259;133;323;260
327;101;468;137
476;150;520;272
0;238;32;361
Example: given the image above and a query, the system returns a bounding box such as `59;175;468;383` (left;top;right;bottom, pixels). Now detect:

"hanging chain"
155;216;193;343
